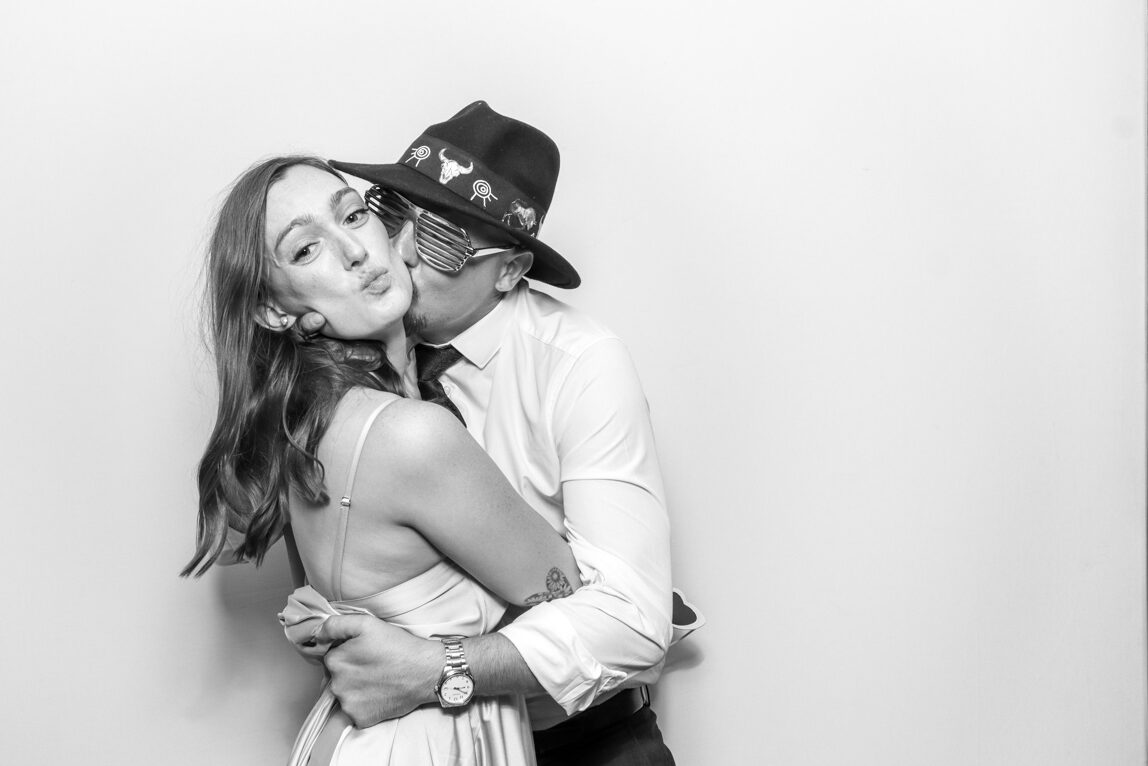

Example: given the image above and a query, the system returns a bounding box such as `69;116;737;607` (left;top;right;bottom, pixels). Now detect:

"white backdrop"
1;2;1144;764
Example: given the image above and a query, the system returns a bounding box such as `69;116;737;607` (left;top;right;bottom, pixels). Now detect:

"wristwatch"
434;636;475;708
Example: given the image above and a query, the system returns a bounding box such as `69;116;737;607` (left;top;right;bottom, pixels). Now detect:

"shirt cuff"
499;604;628;715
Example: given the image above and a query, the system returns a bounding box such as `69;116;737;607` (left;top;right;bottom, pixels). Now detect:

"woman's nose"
338;230;368;269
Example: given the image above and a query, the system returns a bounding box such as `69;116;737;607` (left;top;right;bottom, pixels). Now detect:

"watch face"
440;673;474;705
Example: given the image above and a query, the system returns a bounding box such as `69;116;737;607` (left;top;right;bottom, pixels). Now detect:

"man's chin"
402;283;427;340
403;311;427;341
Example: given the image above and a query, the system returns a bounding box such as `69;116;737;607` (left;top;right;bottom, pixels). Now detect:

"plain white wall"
1;2;1143;763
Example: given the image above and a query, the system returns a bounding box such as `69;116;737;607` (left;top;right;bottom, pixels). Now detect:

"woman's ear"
254;302;297;332
495;249;534;293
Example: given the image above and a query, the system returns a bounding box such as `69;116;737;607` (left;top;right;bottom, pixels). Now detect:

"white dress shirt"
433;283;673;728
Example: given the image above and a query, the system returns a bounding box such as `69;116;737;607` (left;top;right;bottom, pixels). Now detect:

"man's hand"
297;311;327;338
316;614;442;728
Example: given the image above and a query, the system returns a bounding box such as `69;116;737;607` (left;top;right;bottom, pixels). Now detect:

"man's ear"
254;302;297;332
494;249;534;293
393;220;420;268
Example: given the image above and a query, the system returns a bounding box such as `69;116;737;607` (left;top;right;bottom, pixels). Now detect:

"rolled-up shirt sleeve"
498;337;673;714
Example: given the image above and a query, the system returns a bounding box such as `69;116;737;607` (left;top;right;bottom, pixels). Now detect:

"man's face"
392;208;518;345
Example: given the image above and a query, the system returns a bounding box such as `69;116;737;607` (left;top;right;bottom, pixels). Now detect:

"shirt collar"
441;284;522;369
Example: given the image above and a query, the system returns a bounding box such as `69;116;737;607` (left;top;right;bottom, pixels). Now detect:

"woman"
183;156;580;765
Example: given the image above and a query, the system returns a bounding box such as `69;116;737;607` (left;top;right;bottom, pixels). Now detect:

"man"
306;101;691;766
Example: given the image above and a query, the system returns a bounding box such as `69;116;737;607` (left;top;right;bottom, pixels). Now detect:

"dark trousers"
532;689;676;766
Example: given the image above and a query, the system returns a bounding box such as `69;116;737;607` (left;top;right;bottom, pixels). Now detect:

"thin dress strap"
330;399;394;601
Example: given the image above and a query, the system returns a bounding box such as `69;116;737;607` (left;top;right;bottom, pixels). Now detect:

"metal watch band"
441;636;469;674
435;635;475;708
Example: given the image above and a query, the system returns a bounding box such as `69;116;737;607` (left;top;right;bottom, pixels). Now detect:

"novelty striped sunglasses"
365;186;514;273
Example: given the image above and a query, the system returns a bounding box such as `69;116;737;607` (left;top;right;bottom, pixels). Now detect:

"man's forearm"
317;613;546;728
461;632;545;697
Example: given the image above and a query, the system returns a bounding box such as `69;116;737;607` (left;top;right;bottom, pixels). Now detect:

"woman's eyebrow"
274;214;314;252
330;187;358;208
273;189;358;252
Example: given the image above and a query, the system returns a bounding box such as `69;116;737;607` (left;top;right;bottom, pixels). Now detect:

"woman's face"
263;164;412;342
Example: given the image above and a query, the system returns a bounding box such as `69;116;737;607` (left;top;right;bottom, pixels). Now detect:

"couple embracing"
185;101;701;766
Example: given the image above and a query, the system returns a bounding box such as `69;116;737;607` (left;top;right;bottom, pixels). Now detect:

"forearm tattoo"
524;567;574;605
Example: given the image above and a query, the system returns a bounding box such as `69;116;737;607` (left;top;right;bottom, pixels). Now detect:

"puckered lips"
362;271;391;294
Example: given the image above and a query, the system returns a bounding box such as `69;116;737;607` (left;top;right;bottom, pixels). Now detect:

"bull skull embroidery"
438;149;474;184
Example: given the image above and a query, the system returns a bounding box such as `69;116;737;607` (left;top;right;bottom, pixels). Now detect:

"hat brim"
329;160;580;289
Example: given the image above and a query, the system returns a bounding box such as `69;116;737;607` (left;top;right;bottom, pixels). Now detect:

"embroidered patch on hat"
405;145;431;167
437;149;474;184
470;180;498;207
502;200;538;234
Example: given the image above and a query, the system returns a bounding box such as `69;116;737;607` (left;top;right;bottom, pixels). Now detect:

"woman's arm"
311;397;575;727
360;398;581;607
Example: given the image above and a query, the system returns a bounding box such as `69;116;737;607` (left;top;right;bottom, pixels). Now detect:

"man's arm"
497;336;673;713
317;337;672;725
315;600;544;727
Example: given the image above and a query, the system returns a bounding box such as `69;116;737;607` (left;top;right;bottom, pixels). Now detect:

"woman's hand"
315;614;442;728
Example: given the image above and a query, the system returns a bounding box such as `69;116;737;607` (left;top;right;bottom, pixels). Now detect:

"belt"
532;687;649;753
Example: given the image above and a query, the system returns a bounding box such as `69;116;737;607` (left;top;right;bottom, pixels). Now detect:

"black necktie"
415;344;466;425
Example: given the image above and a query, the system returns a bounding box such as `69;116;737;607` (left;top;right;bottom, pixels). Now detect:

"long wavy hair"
182;156;404;577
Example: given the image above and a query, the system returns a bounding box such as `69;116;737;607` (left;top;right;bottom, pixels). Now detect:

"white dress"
278;398;536;766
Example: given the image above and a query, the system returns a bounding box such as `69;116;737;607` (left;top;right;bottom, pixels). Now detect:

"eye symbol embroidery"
405;145;431;167
470;180;498;207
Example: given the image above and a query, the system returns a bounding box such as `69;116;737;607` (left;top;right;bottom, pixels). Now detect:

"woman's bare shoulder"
344;396;477;524
329;390;471;475
369;397;471;467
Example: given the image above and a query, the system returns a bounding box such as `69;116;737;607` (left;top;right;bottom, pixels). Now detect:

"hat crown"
420;101;559;213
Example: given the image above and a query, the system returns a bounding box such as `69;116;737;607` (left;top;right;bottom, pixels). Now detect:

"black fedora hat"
330;101;579;289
